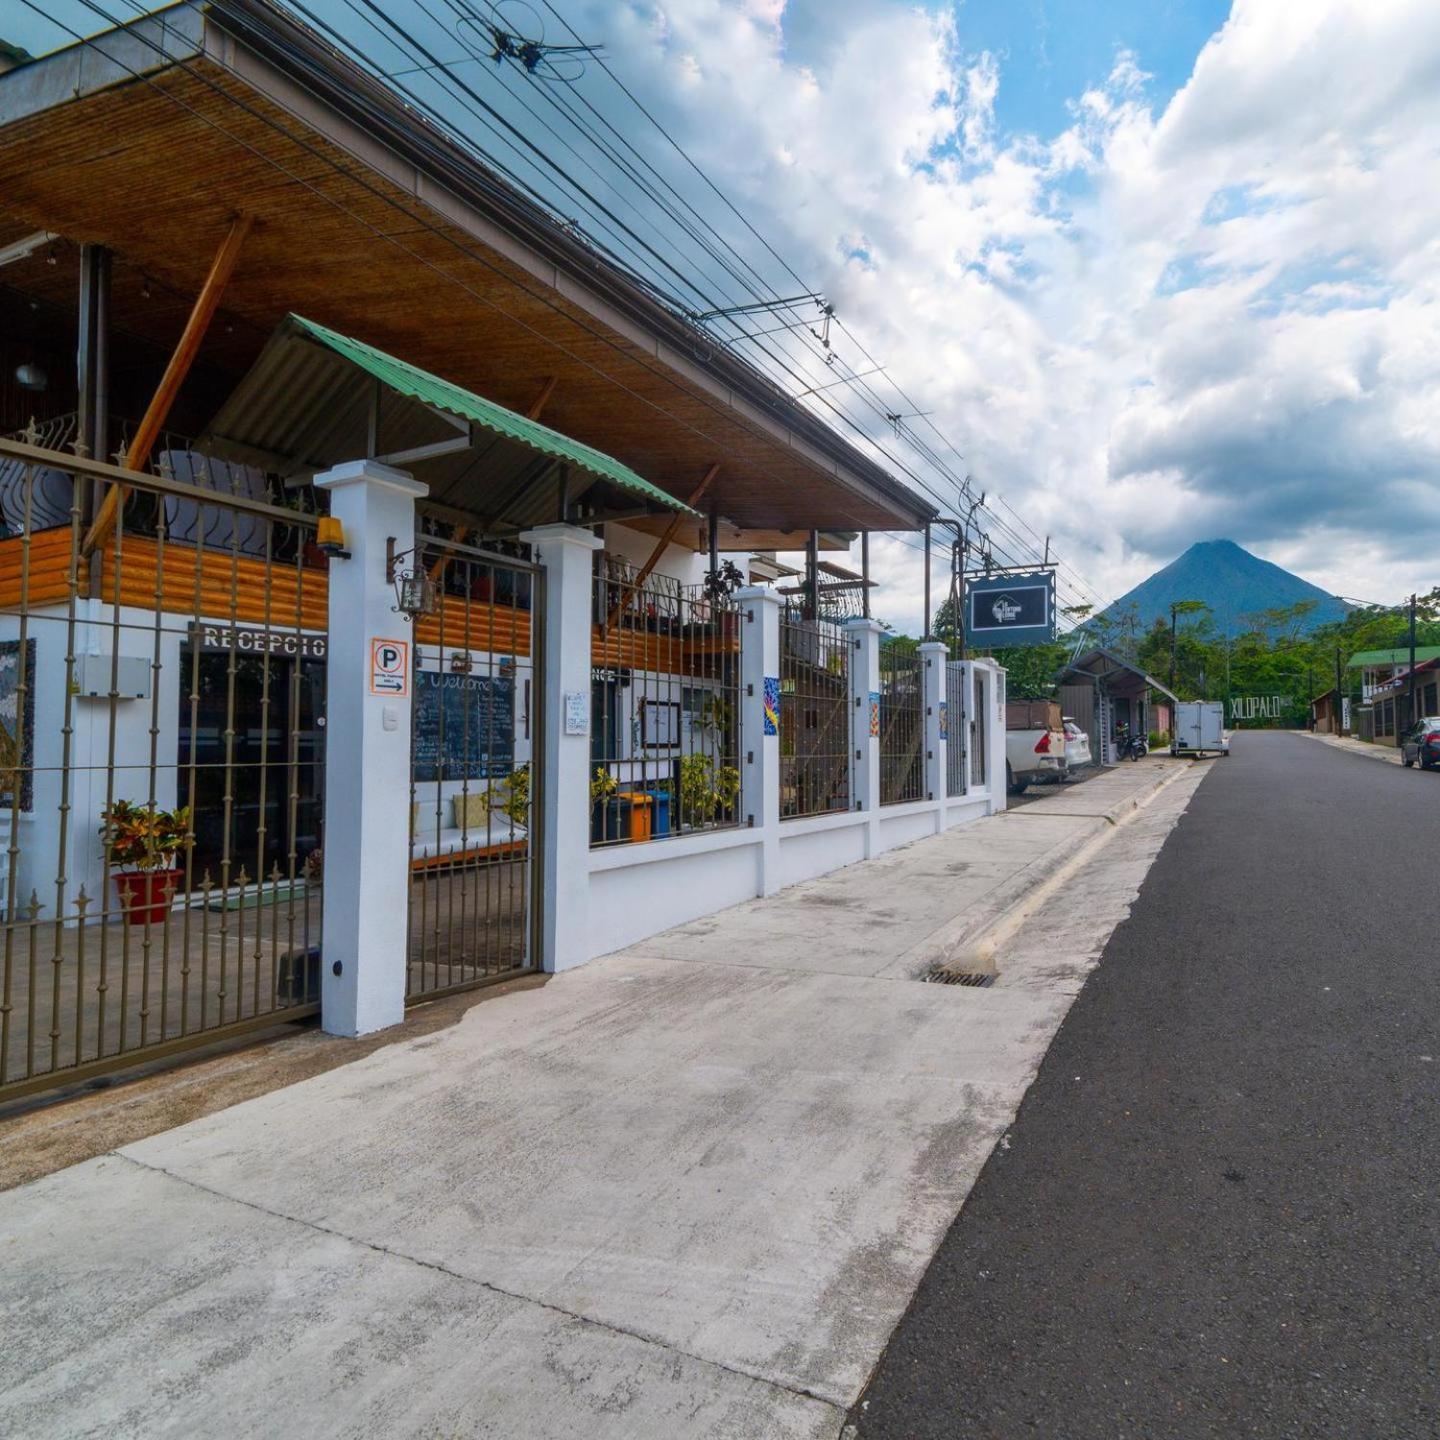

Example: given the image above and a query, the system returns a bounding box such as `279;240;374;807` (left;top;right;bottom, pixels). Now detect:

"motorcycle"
1115;725;1148;761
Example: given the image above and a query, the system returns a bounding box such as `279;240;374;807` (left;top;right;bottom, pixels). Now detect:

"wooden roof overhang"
0;0;935;552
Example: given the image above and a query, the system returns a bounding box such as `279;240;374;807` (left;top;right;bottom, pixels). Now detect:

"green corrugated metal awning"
1347;646;1440;669
288;315;697;515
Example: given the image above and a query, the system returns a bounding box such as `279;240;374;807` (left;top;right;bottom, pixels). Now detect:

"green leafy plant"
99;800;191;872
678;754;741;827
589;767;618;807
494;763;530;825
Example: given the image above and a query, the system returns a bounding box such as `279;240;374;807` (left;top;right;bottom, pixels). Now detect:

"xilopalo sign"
1229;694;1291;722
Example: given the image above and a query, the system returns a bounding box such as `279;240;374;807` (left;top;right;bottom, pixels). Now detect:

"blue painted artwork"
762;676;780;736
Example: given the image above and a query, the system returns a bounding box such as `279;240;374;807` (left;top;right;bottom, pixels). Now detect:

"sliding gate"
406;534;543;1001
0;437;326;1101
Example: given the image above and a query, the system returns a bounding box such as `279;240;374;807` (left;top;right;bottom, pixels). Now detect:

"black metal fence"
406;532;541;1000
879;637;925;805
590;556;742;846
779;608;851;819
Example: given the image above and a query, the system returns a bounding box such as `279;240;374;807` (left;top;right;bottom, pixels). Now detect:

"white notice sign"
370;638;410;697
564;690;590;736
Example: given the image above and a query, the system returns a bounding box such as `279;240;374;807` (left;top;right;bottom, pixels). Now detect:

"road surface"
853;731;1440;1439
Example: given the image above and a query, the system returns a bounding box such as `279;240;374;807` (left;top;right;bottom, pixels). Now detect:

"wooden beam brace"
605;464;719;631
83;214;252;556
525;375;558;422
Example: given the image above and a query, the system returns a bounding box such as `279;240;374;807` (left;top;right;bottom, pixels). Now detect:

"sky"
9;0;1440;633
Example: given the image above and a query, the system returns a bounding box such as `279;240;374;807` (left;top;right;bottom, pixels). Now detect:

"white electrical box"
74;654;151;700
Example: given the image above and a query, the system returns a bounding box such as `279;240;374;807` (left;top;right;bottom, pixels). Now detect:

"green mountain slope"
1103;539;1349;637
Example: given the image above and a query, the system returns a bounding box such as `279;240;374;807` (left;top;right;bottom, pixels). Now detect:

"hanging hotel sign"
189;621;327;661
964;570;1056;648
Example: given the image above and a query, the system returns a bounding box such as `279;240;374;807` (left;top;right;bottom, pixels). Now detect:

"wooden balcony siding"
590;619;739;675
0;528;78;610
0;533;738;671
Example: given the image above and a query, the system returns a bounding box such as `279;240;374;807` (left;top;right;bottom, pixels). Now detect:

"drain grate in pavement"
923;966;996;987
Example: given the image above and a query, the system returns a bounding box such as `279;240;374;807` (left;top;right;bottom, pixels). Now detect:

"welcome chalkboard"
412;671;515;782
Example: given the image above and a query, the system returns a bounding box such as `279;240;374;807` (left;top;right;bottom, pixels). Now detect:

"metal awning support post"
805;530;819;622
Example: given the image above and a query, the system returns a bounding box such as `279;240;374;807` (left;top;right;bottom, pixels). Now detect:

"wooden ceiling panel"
0;57;923;534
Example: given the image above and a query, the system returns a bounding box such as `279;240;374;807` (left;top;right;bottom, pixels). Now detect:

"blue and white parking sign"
964;571;1056;647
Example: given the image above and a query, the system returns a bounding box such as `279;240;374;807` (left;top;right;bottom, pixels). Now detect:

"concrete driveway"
0;758;1203;1439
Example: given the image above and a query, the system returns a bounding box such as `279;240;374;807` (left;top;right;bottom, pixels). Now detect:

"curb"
934;761;1200;976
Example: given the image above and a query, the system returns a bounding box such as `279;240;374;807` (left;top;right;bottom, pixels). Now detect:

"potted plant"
677;754;741;830
493;763;530;826
99;800;191;925
589;766;619;842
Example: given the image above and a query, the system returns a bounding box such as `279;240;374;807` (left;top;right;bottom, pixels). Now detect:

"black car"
1400;718;1440;769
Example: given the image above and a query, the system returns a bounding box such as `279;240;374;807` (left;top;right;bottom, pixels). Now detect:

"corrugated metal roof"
1347;646;1440;669
201;314;697;525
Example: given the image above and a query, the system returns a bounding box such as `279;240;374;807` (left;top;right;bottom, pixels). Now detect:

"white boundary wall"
566;573;1007;967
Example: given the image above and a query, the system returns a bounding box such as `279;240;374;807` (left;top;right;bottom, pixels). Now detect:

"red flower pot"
114;868;177;926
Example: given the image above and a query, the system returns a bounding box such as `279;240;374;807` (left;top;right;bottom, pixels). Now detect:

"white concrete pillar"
844;617;884;856
735;585;781;894
973;657;1008;813
314;459;427;1037
919;641;948;830
519;522;603;973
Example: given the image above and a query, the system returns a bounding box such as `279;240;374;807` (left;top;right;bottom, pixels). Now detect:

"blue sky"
6;0;1439;623
946;0;1229;139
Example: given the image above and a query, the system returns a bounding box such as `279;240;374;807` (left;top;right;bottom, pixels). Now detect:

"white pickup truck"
1005;700;1067;794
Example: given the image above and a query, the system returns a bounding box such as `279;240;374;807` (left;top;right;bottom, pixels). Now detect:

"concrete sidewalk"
1300;729;1402;765
0;757;1202;1440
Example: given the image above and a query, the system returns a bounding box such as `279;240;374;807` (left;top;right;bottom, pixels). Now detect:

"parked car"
1005;723;1067;793
1400;718;1440;769
1061;718;1092;776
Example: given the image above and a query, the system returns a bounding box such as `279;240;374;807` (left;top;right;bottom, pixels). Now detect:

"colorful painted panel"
868;690;880;738
762;676;780;737
939;700;948;740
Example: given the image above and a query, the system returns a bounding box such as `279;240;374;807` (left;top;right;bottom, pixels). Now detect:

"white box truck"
1172;701;1229;757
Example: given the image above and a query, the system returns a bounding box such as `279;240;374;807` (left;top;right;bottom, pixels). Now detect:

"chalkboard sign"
412;670;515;782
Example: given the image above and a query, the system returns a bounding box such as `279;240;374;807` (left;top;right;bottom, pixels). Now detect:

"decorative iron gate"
945;661;968;797
406;532;542;1001
0;436;326;1101
879;637;925;805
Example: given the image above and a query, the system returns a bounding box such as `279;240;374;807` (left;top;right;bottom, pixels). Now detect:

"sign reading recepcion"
964;570;1056;648
370;637;410;697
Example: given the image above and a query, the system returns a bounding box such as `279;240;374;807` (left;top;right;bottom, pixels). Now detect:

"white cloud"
460;0;1440;626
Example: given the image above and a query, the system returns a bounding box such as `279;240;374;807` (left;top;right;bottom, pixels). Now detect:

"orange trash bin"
618;792;653;842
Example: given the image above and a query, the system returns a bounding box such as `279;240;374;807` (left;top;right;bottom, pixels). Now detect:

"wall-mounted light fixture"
387;536;437;622
14;362;47;392
315;515;350;560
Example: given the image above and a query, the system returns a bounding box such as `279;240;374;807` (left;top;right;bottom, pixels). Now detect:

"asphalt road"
853;732;1440;1440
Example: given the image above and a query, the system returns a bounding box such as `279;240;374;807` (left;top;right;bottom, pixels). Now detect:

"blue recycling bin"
640;786;672;836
